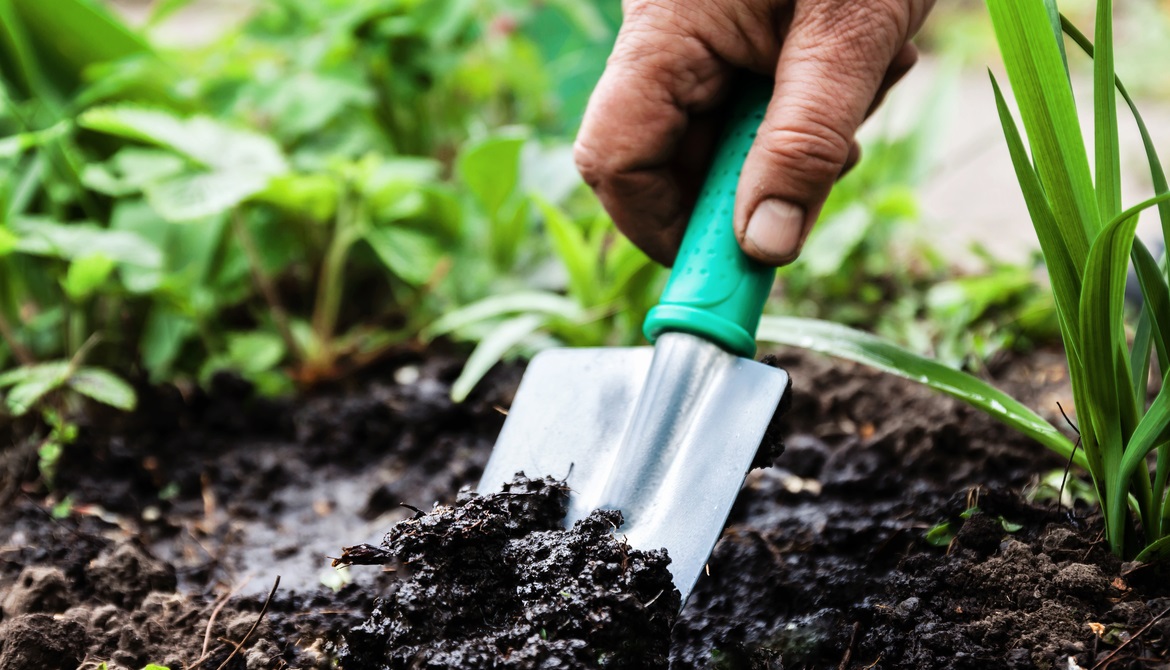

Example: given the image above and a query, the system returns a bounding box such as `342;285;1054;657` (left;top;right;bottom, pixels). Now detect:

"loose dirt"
2;348;1168;668
336;474;678;668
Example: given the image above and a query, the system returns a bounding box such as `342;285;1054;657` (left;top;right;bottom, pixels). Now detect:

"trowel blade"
478;335;789;604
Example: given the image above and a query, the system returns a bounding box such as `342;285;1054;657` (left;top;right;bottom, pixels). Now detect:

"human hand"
574;0;933;267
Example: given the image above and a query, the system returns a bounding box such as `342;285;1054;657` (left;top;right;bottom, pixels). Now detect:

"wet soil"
336;475;678;668
2;347;1169;668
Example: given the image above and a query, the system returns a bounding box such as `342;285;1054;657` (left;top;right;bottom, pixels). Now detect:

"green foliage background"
0;0;1060;412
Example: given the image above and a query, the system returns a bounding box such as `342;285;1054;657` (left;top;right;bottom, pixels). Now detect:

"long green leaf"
423;291;585;341
1093;0;1120;222
1061;16;1170;257
450;314;547;403
987;0;1099;240
1117;377;1170;533
756;316;1083;465
1131;308;1153;400
990;73;1083;353
535;196;597;306
1077;203;1139;473
1131;240;1170;374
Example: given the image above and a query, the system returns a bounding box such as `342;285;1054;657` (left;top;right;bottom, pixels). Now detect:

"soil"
335;474;678;668
2;347;1169;669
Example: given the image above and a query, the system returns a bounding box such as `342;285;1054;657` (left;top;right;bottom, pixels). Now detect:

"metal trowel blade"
478;332;789;604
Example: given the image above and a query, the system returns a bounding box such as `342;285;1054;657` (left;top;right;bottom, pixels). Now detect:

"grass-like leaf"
423;291;585;341
756;316;1082;464
450;314;547;403
989;0;1170;558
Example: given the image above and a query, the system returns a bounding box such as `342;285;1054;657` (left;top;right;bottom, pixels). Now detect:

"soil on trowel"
335;474;680;669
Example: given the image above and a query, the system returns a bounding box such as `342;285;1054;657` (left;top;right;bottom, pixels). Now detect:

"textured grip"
642;78;775;357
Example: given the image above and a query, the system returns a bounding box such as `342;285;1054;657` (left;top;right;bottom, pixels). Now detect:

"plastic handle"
642;78;775;358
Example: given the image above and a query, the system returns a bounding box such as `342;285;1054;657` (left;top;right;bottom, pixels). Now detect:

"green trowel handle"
642;78;776;358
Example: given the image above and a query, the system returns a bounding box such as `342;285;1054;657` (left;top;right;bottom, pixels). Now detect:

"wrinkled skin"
574;0;934;266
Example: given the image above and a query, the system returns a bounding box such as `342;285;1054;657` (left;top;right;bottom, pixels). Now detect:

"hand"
574;0;933;267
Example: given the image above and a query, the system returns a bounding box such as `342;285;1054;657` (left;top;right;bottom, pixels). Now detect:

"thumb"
735;7;914;265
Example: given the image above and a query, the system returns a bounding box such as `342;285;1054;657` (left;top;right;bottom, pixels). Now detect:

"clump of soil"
337;474;680;669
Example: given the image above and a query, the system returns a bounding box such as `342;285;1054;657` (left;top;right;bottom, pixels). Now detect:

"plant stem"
310;189;360;368
231;211;303;362
0;309;33;365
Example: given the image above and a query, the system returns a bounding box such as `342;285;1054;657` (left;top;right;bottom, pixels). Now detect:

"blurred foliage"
0;0;1065;416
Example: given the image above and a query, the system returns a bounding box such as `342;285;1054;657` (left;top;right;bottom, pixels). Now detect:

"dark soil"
2;347;1169;669
336;474;678;668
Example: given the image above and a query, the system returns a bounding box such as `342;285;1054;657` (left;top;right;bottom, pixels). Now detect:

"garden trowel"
478;80;788;605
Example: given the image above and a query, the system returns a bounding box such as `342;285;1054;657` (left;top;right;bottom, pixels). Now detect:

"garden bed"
2;348;1168;669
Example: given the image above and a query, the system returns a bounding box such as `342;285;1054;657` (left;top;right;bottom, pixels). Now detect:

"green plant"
986;0;1170;559
425;188;664;401
0;0;617;392
761;0;1170;561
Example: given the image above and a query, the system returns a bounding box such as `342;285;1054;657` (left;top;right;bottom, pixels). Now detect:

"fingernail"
745;199;806;263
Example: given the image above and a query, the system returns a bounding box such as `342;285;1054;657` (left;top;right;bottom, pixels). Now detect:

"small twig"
214;576;280;670
1056;402;1083;515
200;576;253;661
838;622;861;670
1091;602;1170;670
201;593;232;661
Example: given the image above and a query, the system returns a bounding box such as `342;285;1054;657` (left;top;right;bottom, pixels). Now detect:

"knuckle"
757;119;853;184
573;137;609;188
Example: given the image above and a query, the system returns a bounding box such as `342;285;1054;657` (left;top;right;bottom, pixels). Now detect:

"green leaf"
68;367;136;411
1131;308;1153;399
11;217;162;267
81;148;188;196
146;0;195;25
140;306;195;382
0;361;70;416
1077;208;1141;468
257;173;339;222
1061;16;1170;265
990;73;1083;357
424;292;585;341
1093;0;1120;222
144;171;272;222
0;226;17;256
1134;534;1170;563
226;331;286;375
1;0;151;103
756;316;1083;465
62;252;115;301
0;361;70;388
987;0;1098;241
363;226;444;286
925;521;956;547
457;133;526;220
799;204;871;278
1131;240;1170;374
78;107;288;220
451;314;547;403
534;196;595;305
78;106;286;176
